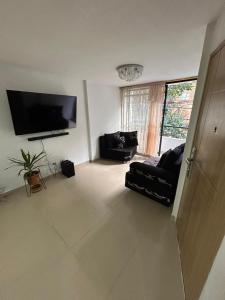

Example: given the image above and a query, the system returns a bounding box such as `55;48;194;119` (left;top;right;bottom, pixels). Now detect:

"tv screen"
7;90;77;135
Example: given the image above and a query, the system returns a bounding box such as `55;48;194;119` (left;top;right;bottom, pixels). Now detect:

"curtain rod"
120;76;197;89
120;81;165;89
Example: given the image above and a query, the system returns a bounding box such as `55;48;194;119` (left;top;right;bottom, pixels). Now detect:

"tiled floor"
0;160;184;300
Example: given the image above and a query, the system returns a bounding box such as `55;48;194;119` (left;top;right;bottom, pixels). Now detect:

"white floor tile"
0;159;184;300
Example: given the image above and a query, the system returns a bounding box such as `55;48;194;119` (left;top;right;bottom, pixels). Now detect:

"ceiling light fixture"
116;64;144;81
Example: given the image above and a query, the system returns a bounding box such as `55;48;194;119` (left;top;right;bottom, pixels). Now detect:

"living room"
0;1;225;300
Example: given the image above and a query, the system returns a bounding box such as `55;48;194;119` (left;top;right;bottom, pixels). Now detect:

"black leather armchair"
125;144;185;206
99;131;138;162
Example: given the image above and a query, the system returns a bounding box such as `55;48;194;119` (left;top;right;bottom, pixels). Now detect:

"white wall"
0;63;90;192
172;9;225;218
200;237;225;300
86;82;121;160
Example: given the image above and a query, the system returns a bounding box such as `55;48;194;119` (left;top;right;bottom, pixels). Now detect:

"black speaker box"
61;160;75;178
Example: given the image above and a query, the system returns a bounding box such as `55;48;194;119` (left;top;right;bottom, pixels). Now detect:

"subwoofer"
61;160;75;178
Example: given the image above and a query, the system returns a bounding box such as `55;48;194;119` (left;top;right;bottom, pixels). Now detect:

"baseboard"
0;172;59;199
0;160;91;198
171;215;176;222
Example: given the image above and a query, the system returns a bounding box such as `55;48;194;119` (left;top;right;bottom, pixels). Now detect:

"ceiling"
0;0;224;86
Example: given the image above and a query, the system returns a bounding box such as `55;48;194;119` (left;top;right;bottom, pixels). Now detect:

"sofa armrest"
99;136;107;157
130;162;176;184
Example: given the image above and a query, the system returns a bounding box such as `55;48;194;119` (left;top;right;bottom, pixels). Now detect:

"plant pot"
23;169;46;196
26;170;41;186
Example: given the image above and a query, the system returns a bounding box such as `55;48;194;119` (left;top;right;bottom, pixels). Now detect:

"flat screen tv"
7;90;77;135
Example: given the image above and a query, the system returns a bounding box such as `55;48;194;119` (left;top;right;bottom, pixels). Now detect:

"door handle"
186;158;194;177
185;146;196;178
185;157;194;166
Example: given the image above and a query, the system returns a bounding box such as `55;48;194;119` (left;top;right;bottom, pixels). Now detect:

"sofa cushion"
171;152;184;174
130;162;177;184
157;151;168;167
173;143;185;156
120;131;138;147
160;149;179;170
157;143;185;170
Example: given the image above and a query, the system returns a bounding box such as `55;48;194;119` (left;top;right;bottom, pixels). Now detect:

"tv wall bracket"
28;132;69;141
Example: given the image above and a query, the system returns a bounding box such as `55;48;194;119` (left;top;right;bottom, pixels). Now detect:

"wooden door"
177;42;225;300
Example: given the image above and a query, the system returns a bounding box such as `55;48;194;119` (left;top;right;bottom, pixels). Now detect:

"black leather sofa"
99;131;138;162
125;143;185;206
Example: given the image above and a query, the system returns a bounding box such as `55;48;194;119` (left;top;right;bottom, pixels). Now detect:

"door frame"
176;39;225;300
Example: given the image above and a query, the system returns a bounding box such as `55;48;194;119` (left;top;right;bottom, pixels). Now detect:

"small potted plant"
6;149;46;193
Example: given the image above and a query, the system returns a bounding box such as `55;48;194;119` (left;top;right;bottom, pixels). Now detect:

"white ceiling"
0;0;224;86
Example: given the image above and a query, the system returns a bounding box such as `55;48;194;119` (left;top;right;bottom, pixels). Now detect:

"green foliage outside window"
163;82;193;139
163;108;187;139
167;82;192;99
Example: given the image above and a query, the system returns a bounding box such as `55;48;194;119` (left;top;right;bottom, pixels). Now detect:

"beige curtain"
121;86;150;153
121;82;165;156
145;83;165;155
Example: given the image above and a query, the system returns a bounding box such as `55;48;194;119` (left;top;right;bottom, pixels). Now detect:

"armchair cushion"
104;131;120;148
114;135;126;149
120;131;138;147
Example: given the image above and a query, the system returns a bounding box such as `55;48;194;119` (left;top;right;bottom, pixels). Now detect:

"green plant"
6;149;46;177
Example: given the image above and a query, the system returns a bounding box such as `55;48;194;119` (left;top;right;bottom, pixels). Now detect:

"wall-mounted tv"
7;90;77;135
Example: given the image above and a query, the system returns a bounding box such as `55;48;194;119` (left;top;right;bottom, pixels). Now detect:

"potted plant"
6;149;46;191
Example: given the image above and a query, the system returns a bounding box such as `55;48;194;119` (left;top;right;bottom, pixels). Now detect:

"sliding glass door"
158;80;197;155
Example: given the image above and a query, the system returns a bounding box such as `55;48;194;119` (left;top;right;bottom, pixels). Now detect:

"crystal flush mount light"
116;64;144;81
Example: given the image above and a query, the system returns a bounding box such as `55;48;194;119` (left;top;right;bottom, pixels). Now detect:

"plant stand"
23;170;46;197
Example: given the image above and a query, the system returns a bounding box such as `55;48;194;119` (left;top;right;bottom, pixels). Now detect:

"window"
159;80;197;154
